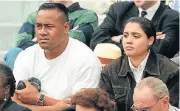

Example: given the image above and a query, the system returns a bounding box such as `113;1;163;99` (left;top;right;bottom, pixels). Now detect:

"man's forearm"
43;95;59;106
24;104;56;111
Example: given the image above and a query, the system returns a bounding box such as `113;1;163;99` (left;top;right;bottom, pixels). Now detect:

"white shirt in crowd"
13;37;102;100
138;0;161;20
169;104;180;111
128;51;150;83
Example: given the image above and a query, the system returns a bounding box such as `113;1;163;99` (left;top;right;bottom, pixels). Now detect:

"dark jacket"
2;99;31;111
90;2;179;58
99;50;179;111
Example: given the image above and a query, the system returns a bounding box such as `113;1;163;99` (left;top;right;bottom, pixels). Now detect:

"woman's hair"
124;17;156;44
0;62;16;97
71;88;114;111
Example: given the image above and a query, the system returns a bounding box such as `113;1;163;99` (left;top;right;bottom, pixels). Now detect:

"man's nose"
39;27;48;36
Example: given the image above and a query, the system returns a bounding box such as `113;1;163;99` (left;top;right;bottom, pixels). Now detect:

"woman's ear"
148;36;154;46
4;85;10;95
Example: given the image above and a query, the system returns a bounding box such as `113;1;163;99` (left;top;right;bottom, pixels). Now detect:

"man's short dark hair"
38;3;69;22
0;62;16;97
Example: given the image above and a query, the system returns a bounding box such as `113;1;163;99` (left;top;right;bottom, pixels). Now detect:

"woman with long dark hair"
0;62;31;111
99;17;179;111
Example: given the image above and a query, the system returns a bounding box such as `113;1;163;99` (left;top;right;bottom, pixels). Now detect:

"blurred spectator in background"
90;0;179;59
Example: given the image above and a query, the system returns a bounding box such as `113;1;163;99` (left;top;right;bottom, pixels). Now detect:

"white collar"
138;1;160;20
128;50;150;71
168;104;179;111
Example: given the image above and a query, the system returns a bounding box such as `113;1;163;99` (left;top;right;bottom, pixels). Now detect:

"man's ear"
162;96;169;105
64;22;70;33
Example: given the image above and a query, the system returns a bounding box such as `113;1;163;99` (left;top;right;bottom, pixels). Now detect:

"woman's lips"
125;46;134;50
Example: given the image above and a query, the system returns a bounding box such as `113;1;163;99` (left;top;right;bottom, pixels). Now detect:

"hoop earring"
4;94;7;101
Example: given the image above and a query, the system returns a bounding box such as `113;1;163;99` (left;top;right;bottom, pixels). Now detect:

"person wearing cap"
99;17;179;111
90;0;179;59
132;77;179;111
4;0;98;70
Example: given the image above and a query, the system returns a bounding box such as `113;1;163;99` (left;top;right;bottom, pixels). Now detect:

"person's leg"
4;48;23;70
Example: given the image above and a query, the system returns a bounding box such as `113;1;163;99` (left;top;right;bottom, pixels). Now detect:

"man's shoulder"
69;38;100;62
158;3;179;19
25;11;37;24
17;44;39;58
110;1;134;12
70;7;97;22
69;38;93;53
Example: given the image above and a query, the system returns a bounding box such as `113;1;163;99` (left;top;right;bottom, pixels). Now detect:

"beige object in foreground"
94;43;122;66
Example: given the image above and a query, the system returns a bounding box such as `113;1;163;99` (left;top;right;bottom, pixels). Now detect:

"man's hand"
111;35;123;43
15;80;40;105
156;32;166;40
52;100;71;110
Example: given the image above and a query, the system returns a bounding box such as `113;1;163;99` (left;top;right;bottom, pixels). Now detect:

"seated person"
90;0;179;58
4;0;98;70
12;3;101;111
133;77;179;111
69;88;114;111
99;17;179;111
0;62;31;111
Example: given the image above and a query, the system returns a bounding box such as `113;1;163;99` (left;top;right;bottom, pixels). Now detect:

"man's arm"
152;11;179;58
69;10;98;46
13;81;70;111
90;3;119;50
166;70;179;107
13;97;70;111
15;12;37;48
15;80;70;106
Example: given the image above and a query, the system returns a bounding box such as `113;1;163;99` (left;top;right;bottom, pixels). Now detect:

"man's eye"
47;25;53;27
46;25;54;28
36;24;41;27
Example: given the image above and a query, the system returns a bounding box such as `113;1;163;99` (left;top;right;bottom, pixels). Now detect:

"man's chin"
134;1;144;7
39;45;50;50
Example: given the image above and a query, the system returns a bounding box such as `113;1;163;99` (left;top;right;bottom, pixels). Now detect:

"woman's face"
122;22;154;58
0;74;5;102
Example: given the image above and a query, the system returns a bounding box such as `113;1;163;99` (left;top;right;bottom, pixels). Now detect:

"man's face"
0;74;5;103
133;87;169;111
48;0;67;4
35;9;69;50
133;0;157;9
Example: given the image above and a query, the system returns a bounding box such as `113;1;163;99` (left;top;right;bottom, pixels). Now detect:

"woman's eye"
123;35;128;38
134;35;140;38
